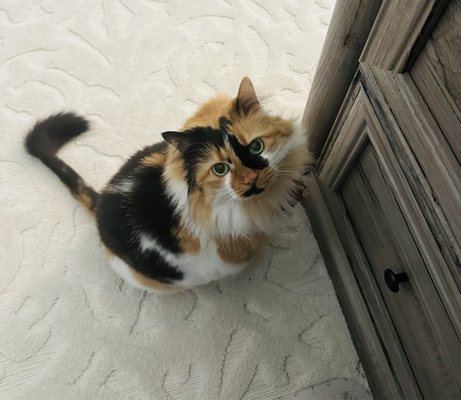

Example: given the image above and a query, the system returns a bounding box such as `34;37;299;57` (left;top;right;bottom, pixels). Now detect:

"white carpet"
0;0;371;398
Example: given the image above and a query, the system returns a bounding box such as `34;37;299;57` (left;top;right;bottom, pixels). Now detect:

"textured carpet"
0;0;371;399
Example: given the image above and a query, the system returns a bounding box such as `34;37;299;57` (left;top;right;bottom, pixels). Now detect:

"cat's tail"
25;112;99;214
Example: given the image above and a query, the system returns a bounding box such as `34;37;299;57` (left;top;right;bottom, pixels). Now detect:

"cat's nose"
242;169;258;185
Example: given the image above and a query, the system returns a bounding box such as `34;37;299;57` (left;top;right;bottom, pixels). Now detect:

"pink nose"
242;169;258;185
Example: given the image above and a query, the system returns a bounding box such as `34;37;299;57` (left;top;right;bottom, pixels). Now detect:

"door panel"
340;145;461;399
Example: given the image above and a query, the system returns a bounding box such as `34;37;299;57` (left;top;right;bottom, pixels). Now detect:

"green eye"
248;138;264;155
212;163;230;176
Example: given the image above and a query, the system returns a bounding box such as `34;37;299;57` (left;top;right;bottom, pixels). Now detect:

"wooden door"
318;87;461;398
303;1;461;398
340;145;460;399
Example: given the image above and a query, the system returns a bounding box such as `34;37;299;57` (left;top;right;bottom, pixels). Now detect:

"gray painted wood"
325;178;420;399
360;0;435;71
314;90;421;398
411;52;461;166
302;174;402;399
318;89;368;188
358;66;461;390
312;73;461;397
303;1;461;398
413;0;461;110
360;64;461;339
301;0;382;158
316;76;361;171
410;0;461;164
340;145;461;399
366;68;461;253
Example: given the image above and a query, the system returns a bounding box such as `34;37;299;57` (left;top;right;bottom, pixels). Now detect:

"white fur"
108;255;159;292
162;166;206;241
107;178;135;194
178;239;246;287
212;176;254;237
138;232;181;265
108;231;245;291
108;244;243;293
264;125;305;168
164;178;189;212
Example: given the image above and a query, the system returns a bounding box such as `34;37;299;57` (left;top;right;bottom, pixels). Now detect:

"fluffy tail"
25;112;99;213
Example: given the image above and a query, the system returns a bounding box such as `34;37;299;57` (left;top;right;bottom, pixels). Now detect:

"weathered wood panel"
305;1;461;398
318;89;368;188
316;91;421;398
411;0;461;165
367;67;461;254
341;145;460;399
411;56;461;166
302;174;402;399
360;0;435;71
302;0;382;158
360;65;461;326
327;164;420;398
415;0;461;109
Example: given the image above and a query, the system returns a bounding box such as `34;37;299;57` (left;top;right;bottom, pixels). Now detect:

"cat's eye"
248;138;264;155
212;163;230;176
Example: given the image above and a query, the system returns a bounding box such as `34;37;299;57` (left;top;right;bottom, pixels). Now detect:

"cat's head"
163;78;308;215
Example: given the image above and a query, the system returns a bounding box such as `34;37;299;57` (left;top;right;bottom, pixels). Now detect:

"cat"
25;77;310;293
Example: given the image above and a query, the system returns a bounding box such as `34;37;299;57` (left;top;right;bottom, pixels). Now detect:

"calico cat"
25;78;309;293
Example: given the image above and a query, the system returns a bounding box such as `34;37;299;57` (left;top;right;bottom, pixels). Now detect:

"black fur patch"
111;141;167;182
219;116;231;131
25;112;89;159
97;191;183;283
131;165;181;253
26;113;183;282
218;116;268;170
226;134;268;170
97;143;183;283
243;185;265;197
25;112;98;211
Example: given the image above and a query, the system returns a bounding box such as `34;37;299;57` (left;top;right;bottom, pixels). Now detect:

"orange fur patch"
182;95;233;130
165;148;187;181
230;163;261;196
194;147;226;186
228;113;294;151
104;250;182;292
188;190;212;225
217;234;266;264
187;146;229;223
104;246;113;257
75;192;95;213
141;152;166;167
173;225;200;254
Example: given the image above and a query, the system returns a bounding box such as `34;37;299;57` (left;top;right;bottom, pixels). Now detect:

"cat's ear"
162;131;194;152
235;77;261;115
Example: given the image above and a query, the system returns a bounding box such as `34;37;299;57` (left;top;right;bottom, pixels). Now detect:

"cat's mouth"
242;185;264;198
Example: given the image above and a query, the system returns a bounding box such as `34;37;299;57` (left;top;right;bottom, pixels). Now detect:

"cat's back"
96;141;184;283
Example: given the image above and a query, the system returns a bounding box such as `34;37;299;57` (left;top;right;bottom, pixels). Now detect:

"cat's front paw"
288;177;308;207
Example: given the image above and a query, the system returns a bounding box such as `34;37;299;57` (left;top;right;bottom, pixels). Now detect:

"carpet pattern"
0;0;371;398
